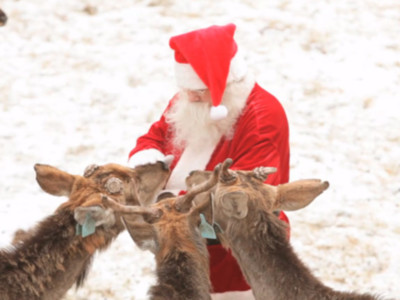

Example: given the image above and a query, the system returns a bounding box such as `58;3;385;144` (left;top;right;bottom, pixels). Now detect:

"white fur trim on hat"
174;62;207;90
174;51;247;90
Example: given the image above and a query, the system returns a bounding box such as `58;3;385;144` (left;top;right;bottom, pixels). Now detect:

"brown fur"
0;161;170;300
107;197;212;300
0;8;7;26
148;199;211;300
1;211;99;300
188;160;386;300
220;206;381;300
103;167;221;300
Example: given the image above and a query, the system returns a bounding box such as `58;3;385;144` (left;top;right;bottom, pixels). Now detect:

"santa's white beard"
166;77;255;150
163;77;255;191
166;99;224;150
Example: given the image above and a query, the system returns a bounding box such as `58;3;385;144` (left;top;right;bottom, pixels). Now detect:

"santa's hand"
128;149;174;168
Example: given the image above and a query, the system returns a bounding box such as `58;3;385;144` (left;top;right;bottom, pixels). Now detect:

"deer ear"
100;195;161;252
220;191;249;219
189;193;213;225
185;170;212;189
74;206;116;227
122;216;158;253
35;164;76;196
74;206;116;237
273;179;329;211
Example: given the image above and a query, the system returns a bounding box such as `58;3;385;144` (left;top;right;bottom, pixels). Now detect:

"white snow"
0;0;399;299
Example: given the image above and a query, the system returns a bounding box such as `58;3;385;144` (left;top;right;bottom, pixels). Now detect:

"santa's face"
185;89;211;103
166;78;253;150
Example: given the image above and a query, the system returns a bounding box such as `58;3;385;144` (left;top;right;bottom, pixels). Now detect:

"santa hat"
169;23;247;120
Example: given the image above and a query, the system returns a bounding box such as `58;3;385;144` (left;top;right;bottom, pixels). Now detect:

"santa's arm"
128;97;176;167
129;117;168;155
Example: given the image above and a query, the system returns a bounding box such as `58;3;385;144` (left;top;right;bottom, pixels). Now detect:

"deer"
186;158;386;300
0;159;171;300
101;164;223;300
0;8;6;26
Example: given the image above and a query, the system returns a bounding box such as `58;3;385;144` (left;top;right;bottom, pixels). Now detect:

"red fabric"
208;244;250;292
169;24;237;108
129;83;290;292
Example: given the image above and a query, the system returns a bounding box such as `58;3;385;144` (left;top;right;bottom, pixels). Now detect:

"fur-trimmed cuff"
128;149;165;168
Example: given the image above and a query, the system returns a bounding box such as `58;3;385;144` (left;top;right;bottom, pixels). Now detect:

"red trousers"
208;211;290;293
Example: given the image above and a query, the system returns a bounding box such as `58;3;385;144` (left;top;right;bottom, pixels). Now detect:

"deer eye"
84;164;99;177
105;177;123;194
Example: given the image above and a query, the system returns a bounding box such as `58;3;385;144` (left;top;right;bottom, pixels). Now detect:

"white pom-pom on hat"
210;105;228;120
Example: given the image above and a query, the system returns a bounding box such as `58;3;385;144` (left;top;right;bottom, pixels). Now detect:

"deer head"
101;165;220;254
186;158;329;232
34;159;172;238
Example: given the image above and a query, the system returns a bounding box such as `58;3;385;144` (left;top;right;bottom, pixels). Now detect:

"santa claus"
128;23;290;299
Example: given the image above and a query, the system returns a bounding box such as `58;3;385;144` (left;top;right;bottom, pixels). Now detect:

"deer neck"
0;209;121;300
151;242;211;300
222;210;379;300
222;210;328;300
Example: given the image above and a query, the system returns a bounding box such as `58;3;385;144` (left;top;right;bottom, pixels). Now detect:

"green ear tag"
199;213;217;239
81;213;96;238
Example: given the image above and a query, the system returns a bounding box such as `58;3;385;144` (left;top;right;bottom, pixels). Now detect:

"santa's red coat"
129;83;290;293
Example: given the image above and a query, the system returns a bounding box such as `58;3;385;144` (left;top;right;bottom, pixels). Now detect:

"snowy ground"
0;0;399;299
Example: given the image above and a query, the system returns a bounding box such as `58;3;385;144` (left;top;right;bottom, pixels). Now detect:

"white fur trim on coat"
128;148;166;168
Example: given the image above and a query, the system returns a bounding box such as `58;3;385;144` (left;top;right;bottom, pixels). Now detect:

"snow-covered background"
0;0;399;299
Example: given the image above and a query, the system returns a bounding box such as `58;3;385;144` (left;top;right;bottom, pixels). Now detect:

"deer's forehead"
87;168;134;184
186;170;212;186
215;179;265;203
102;163;133;173
156;213;190;231
154;198;176;209
134;161;170;175
233;172;266;190
152;201;192;223
218;176;254;192
68;176;129;206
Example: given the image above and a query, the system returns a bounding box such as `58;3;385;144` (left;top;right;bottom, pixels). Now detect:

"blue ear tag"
199;213;217;239
82;213;96;238
75;213;96;238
